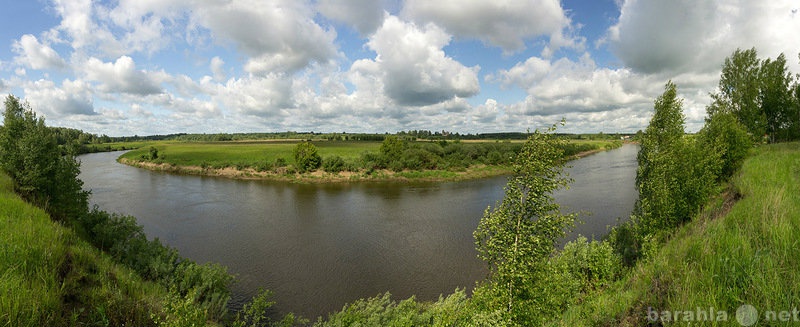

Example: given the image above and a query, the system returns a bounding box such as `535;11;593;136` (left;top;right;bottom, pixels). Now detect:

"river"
77;144;639;318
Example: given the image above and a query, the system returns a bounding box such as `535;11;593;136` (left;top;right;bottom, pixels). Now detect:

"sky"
0;0;798;136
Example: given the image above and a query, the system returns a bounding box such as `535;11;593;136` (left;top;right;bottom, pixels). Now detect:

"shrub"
293;141;321;173
322;155;346;173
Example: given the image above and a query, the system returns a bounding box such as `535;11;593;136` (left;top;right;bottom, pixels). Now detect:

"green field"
119;140;381;168
555;142;800;326
115;139;621;182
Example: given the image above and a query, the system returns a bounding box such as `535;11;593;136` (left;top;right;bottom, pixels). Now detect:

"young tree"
473;121;576;324
292;141;321;173
0;95;88;221
759;53;795;142
711;48;765;140
635;82;721;244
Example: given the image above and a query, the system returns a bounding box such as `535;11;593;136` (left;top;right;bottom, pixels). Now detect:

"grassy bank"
554;142;800;326
117;139;622;183
0;173;170;326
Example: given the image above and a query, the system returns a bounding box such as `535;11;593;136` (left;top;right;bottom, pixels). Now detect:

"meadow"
115;138;621;182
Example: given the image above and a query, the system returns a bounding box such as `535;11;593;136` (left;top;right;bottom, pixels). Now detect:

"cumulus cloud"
609;0;800;74
361;16;480;107
13;35;67;70
193;0;338;74
48;0;125;56
318;0;386;35
403;0;578;53
24;79;96;116
495;54;658;115
215;74;293;117
83;56;163;95
210;56;226;81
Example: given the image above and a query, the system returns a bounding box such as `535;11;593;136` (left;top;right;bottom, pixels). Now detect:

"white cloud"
361;16;480;107
215;74;293;117
318;0;386;35
210;56;226;81
193;0;338;74
13;35;67;70
403;0;579;54
23;79;95;117
609;0;800;74
83;56;163;95
49;0;125;57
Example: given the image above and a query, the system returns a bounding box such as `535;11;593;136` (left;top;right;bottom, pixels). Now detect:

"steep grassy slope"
555;142;800;326
0;173;169;326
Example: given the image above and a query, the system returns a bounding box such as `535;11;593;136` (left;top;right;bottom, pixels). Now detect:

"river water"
77;144;639;318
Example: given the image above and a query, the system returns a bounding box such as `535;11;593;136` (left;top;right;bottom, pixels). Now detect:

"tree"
700;111;752;180
628;82;721;259
0;95;88;221
292;141;321;173
711;48;765;141
759;53;795;142
473;121;576;324
379;135;407;161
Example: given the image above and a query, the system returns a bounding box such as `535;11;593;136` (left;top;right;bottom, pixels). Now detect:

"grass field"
554;142;800;326
0;173;168;326
118;140;381;169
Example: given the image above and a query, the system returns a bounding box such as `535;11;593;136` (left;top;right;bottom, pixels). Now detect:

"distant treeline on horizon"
51;126;636;145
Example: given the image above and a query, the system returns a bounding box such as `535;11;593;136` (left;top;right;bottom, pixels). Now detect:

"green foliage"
0;95;89;221
473;122;577;324
700;111;752;180
559;143;800;326
0;173;168;327
556;236;621;293
322;155;346;173
232;289;307;327
151;288;209;327
315;290;484;327
620;82;722;264
76;208;233;320
149;146;160;160
711;48;765;141
380;135;408;161
293;141;322;173
711;48;800;142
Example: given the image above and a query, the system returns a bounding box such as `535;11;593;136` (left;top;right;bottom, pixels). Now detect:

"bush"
0;95;89;222
293;142;321;173
322;155;346;173
557;236;621;292
700;111;752;180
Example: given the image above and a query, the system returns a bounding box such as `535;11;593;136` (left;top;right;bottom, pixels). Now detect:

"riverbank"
555;142;800;326
116;140;622;183
0;173;170;326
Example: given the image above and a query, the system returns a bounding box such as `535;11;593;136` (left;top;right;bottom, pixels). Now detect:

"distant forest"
52;126;633;149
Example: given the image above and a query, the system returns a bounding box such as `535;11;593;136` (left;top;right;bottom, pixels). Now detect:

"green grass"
0;173;169;326
554;142;800;326
83;141;157;152
119;140;381;169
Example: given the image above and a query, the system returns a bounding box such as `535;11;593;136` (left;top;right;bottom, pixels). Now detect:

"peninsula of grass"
117;139;622;183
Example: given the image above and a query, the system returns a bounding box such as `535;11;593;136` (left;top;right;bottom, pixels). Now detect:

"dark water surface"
78;144;638;318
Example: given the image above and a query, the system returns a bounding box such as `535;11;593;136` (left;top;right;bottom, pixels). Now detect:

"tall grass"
0;173;168;326
555;142;800;326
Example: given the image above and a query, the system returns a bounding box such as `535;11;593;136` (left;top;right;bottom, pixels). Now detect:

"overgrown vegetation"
0;95;296;326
